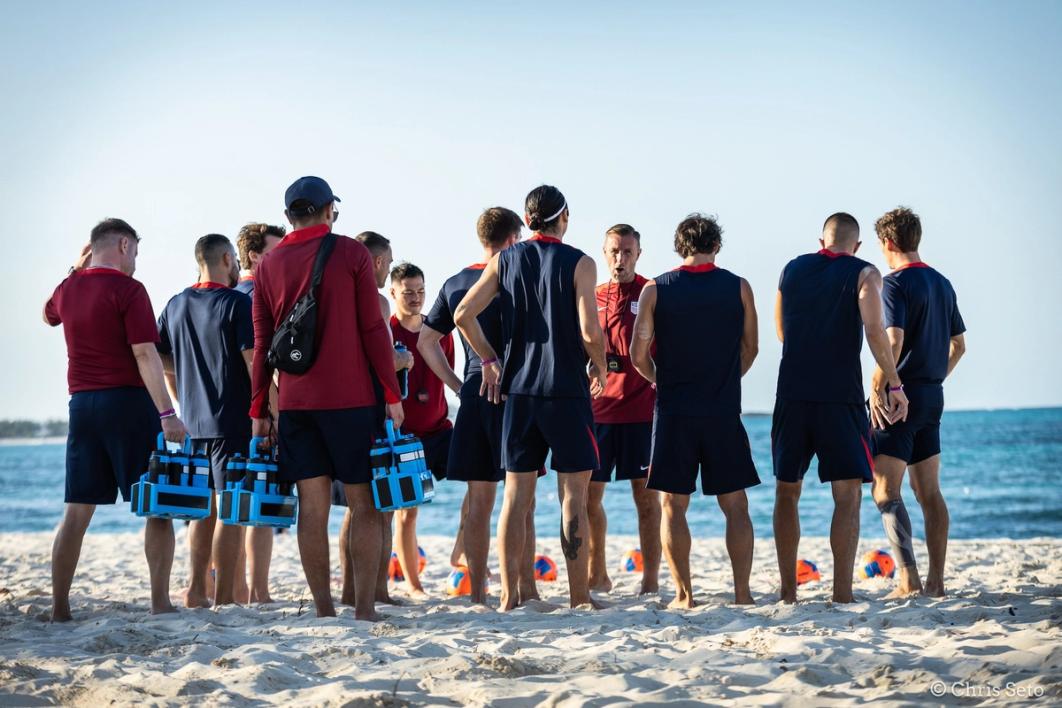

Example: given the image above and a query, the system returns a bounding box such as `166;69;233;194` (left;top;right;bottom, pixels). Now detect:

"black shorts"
65;387;160;504
278;407;376;486
872;385;944;465
502;394;599;474
592;422;652;483
192;436;251;490
448;394;505;483
647;413;760;496
771;399;875;484
419;427;452;481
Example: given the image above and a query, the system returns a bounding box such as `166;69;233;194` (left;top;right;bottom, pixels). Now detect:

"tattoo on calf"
560;517;582;561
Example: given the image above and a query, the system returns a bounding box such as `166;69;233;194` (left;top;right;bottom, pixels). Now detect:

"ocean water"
1;408;1059;540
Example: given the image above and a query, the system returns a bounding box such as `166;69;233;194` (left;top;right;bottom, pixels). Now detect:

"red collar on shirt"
277;223;330;249
817;248;853;259
192;281;229;289
239;275;254;282
79;267;128;277
675;262;717;273
530;234;562;244
894;261;930;271
467;263;487;270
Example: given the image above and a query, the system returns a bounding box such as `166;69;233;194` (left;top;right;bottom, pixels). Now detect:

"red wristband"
481;357;499;366
888;384;904;392
159;408;176;419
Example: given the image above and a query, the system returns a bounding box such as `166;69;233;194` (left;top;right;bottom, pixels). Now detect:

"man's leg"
233;538;249;603
498;472;537;611
295;476;336;617
660;492;694;609
631;479;661;594
518;496;540;603
717;490;754;604
394;507;425;595
339;508;355;606
465;482;497;605
586;481;612;592
451;491;470;569
183;505;217;608
51;503;96;621
557;471;596;609
144;517;177;615
345;482;384;621
377;512;396;603
909;455;948;597
247;526;274;603
872;455;922;597
773;480;802;603
830;479;863;604
212;514;244;606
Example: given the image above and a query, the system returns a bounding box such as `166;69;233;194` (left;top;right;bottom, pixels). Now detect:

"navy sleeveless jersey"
653;264;744;417
882;263;965;386
776;250;872;404
424;264;503;398
497;237;589;398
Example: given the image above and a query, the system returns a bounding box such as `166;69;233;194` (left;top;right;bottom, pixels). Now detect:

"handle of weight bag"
249;436;272;458
157;432;193;452
384;419;400;444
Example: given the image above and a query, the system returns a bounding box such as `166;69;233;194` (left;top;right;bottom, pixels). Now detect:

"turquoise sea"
1;408;1059;539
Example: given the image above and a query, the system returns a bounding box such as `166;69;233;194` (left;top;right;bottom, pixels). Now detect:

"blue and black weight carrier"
130;434;213;520
371;420;435;511
218;437;297;528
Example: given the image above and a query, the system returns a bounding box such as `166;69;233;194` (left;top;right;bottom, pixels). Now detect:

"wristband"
888;384;904;392
481;357;499;366
159;408;176;419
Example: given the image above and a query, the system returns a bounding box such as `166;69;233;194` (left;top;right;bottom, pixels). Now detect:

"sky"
1;1;1060;420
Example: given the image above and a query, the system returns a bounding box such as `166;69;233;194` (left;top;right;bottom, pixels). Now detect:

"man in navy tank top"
455;185;608;611
631;214;760;608
420;207;541;605
773;212;910;604
870;207;966;598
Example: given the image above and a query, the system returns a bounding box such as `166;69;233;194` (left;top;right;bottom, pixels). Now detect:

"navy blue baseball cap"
284;176;342;213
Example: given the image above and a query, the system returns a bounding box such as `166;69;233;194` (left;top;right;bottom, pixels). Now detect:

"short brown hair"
195;234;232;267
236;223;286;269
356;231;392;257
476;207;523;247
606;224;641;242
674;214;722;258
90;218;139;247
390;261;424;283
875;207;922;252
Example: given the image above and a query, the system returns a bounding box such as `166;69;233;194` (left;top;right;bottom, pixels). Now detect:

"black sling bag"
267;232;337;375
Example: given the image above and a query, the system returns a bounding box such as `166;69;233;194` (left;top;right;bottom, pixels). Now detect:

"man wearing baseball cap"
249;176;403;620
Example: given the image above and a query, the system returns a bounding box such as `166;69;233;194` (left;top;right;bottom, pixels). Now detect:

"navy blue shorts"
647;413;760;496
448;394;505;483
872;385;944;465
771;399;875;484
592;422;652;483
192;436;251;490
502;394;599;473
66;387;160;504
278;407;376;486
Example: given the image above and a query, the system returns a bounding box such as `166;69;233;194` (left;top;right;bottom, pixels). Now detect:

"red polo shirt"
249;225;400;417
45;267;160;394
389;315;454;437
591;274;655;424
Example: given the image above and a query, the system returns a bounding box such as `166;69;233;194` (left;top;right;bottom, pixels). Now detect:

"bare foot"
734;591;755;606
779;590;797;604
354;610;385;622
499;593;521;612
182;588;212;609
589;575;613;593
575;596;609;610
923;580;946;598
405;587;429;600
885;585;922;600
639;580;660;595
517;585;541;605
832;592;855;604
340;592;355;607
151;602;178;615
667;594;697;610
50;606;73;622
378;593;406;606
249;589;274;604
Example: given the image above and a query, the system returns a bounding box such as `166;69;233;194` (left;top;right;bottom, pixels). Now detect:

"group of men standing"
44;176;965;621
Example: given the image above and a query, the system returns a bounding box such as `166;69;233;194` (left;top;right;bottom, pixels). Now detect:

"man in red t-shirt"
589;224;661;596
250;177;403;620
44;218;188;621
388;262;454;595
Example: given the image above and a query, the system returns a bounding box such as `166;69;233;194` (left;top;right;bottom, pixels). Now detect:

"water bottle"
395;341;409;400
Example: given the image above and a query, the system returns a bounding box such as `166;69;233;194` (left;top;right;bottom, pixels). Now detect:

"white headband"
541;202;567;224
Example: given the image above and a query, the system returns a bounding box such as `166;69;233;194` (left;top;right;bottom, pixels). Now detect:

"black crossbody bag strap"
310;232;337;294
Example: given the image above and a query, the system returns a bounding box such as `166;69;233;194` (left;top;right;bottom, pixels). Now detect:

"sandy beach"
0;530;1058;706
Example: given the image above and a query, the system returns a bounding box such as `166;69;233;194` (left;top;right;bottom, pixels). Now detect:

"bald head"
822;212;860;248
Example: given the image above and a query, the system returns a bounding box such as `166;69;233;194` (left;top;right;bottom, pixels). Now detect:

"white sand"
1;530;1059;706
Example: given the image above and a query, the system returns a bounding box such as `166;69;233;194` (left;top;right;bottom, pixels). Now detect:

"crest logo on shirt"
630;302;639;315
290;349;303;362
